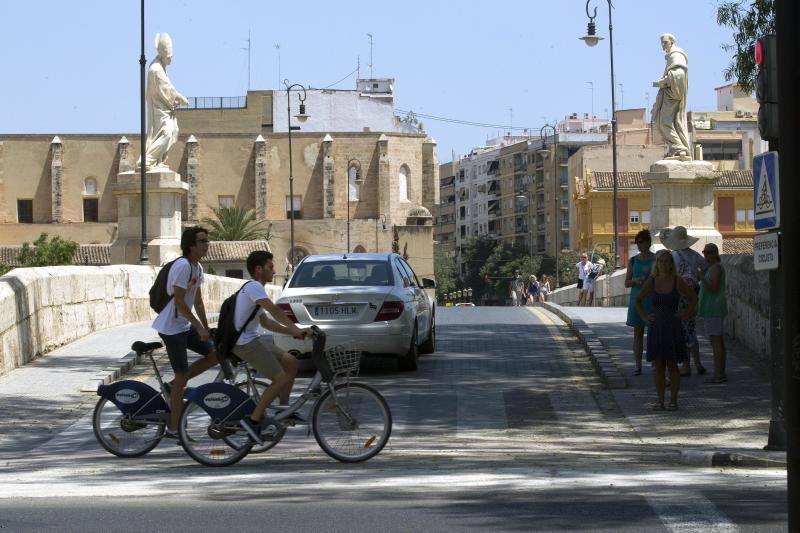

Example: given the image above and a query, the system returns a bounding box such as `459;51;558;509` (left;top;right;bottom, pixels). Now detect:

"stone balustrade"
547;254;769;357
0;265;281;377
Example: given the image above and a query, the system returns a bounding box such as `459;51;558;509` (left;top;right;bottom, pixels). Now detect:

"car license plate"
313;305;358;318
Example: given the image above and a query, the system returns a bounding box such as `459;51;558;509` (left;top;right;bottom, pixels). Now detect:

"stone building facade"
0;84;438;281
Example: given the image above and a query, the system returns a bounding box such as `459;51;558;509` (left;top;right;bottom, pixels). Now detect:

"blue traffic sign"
753;152;780;230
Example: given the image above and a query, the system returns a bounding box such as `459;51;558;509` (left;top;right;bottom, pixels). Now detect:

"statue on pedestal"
137;33;189;170
652;33;691;160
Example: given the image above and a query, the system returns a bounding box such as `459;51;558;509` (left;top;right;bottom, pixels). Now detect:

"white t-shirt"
235;281;270;346
152;257;204;335
576;261;591;280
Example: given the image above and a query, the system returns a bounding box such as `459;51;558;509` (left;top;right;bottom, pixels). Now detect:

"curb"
679;448;787;469
541;302;628;389
80;316;219;393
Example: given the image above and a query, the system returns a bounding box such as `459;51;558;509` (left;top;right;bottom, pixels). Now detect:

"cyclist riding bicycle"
233;251;311;444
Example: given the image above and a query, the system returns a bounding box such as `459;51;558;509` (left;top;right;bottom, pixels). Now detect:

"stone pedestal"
110;169;189;266
645;160;722;253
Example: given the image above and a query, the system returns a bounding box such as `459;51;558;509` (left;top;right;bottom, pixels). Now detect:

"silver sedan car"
273;253;436;371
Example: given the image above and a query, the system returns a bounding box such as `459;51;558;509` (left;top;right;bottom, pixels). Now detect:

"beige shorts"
232;336;286;379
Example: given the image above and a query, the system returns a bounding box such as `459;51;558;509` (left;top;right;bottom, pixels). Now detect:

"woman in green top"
698;242;728;383
625;229;655;376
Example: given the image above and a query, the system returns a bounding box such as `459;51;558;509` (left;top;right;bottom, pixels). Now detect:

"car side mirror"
422;277;436;289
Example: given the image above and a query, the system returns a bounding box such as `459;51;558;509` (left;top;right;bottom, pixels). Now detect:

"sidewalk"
544;303;786;468
0;321;158;456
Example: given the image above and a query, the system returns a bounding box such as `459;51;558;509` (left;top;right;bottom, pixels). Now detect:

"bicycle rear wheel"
179;399;253;467
92;397;164;457
311;382;392;463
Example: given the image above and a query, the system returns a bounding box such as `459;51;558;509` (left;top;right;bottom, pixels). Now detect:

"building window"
348;163;361;201
736;209;746;223
747;209;754;221
83;177;98;195
218;195;235;208
399;165;409;202
630;211;640;224
353;245;366;253
285;195;302;219
700;140;741;161
288;246;308;266
642;211;651;224
83;198;99;222
17;199;33;223
225;269;244;279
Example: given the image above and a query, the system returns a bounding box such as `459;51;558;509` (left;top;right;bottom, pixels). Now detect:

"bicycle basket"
323;344;361;375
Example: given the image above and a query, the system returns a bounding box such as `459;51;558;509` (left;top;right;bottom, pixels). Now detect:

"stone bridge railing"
547;254;769;358
0;265;281;377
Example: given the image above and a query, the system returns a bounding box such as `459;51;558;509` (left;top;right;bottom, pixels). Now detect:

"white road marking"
647;493;739;533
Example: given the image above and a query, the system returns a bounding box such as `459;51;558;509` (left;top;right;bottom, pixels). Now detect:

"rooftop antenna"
274;43;281;89
242;30;251;91
367;33;374;78
509;107;513;135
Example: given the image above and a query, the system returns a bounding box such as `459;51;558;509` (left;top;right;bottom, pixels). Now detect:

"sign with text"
753;152;780;230
753;232;779;271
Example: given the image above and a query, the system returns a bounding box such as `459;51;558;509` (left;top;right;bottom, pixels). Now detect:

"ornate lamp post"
284;80;309;268
138;0;149;265
580;0;620;269
537;123;560;288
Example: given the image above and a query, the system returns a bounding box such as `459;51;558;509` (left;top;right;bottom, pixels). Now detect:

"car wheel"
419;315;435;354
398;324;419;371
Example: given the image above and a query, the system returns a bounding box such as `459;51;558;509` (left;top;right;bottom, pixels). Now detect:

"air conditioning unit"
735;109;744;117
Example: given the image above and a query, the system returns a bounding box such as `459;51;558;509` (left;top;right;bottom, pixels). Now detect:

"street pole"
776;1;799;527
138;0;149;265
284;81;308;269
538;124;559;287
346;159;359;253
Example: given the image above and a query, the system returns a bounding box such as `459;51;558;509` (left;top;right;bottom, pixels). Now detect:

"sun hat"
659;225;698;251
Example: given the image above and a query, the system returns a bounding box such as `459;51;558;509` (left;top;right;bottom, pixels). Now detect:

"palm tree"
202;205;272;241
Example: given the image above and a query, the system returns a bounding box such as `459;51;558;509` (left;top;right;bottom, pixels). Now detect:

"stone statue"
137;33;189;170
652;33;691;160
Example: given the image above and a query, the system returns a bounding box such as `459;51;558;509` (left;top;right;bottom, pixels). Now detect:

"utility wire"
312;66;360;90
395;108;549;132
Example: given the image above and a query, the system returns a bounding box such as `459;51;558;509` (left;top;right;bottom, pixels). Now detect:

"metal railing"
180;96;247;109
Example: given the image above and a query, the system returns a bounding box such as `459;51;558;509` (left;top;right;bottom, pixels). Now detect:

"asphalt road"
0;306;787;532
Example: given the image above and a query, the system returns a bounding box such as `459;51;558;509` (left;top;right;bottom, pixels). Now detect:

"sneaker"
239;417;264;445
632;367;642;376
163;429;179;439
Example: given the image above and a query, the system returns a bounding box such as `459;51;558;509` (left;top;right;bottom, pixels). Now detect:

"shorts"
232;335;286;379
577;279;584;290
704;317;724;337
159;326;214;374
584;279;595;292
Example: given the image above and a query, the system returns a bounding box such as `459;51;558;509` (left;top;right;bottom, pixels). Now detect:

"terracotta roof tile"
716;170;753;187
205;240;272;262
0;244;111;267
590;169;753;190
722;237;753;255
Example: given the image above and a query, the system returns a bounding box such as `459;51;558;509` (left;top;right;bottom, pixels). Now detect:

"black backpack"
149;257;191;314
214;281;261;364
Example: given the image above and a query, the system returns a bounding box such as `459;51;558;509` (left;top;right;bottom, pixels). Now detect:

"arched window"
288;246;309;266
353;245;366;253
348;163;361;201
83;177;98;195
398;165;409;202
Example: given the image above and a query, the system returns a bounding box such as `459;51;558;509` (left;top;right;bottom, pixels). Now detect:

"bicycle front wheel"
92;397;164;458
312;382;392;463
179;400;253;467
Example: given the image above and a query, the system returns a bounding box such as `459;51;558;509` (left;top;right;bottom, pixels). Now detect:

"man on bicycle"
153;226;219;439
234;251;311;444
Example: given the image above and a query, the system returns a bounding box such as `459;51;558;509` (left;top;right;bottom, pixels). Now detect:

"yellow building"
573;169;757;258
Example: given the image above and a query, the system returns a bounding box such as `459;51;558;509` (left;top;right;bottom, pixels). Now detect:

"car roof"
298;253;394;263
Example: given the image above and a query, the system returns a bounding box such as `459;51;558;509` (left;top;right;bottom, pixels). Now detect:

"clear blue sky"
0;1;737;160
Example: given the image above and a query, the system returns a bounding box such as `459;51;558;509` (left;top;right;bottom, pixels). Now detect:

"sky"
0;1;738;161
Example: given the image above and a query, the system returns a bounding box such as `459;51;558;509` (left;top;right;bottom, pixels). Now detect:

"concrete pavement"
543;302;786;468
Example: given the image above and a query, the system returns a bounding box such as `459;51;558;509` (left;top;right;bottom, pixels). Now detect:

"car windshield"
289;260;393;288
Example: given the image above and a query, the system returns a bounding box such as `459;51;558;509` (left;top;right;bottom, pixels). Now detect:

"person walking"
584;258;605;306
576;253;592;306
539;274;551;303
625;230;655;376
527;275;540;306
636;250;698;411
698;243;728;384
509;270;525;307
660;225;707;376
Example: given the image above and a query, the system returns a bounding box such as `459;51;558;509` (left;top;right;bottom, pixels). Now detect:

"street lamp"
284;80;309;269
138;0;149;265
537;123;561;288
580;0;620;270
515;193;533;274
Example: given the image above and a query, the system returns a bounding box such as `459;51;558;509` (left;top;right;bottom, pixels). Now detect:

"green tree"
433;250;457;300
460;235;496;302
201;205;272;241
16;233;78;268
0;264;10;276
716;0;775;93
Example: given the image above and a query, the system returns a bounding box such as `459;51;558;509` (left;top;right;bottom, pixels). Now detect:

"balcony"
561;220;570;230
561;200;569;210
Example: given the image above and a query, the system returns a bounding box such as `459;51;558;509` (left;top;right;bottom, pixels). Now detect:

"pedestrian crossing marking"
755;161;775;216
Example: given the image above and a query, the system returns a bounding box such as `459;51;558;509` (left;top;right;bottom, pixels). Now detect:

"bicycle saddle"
131;341;163;355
